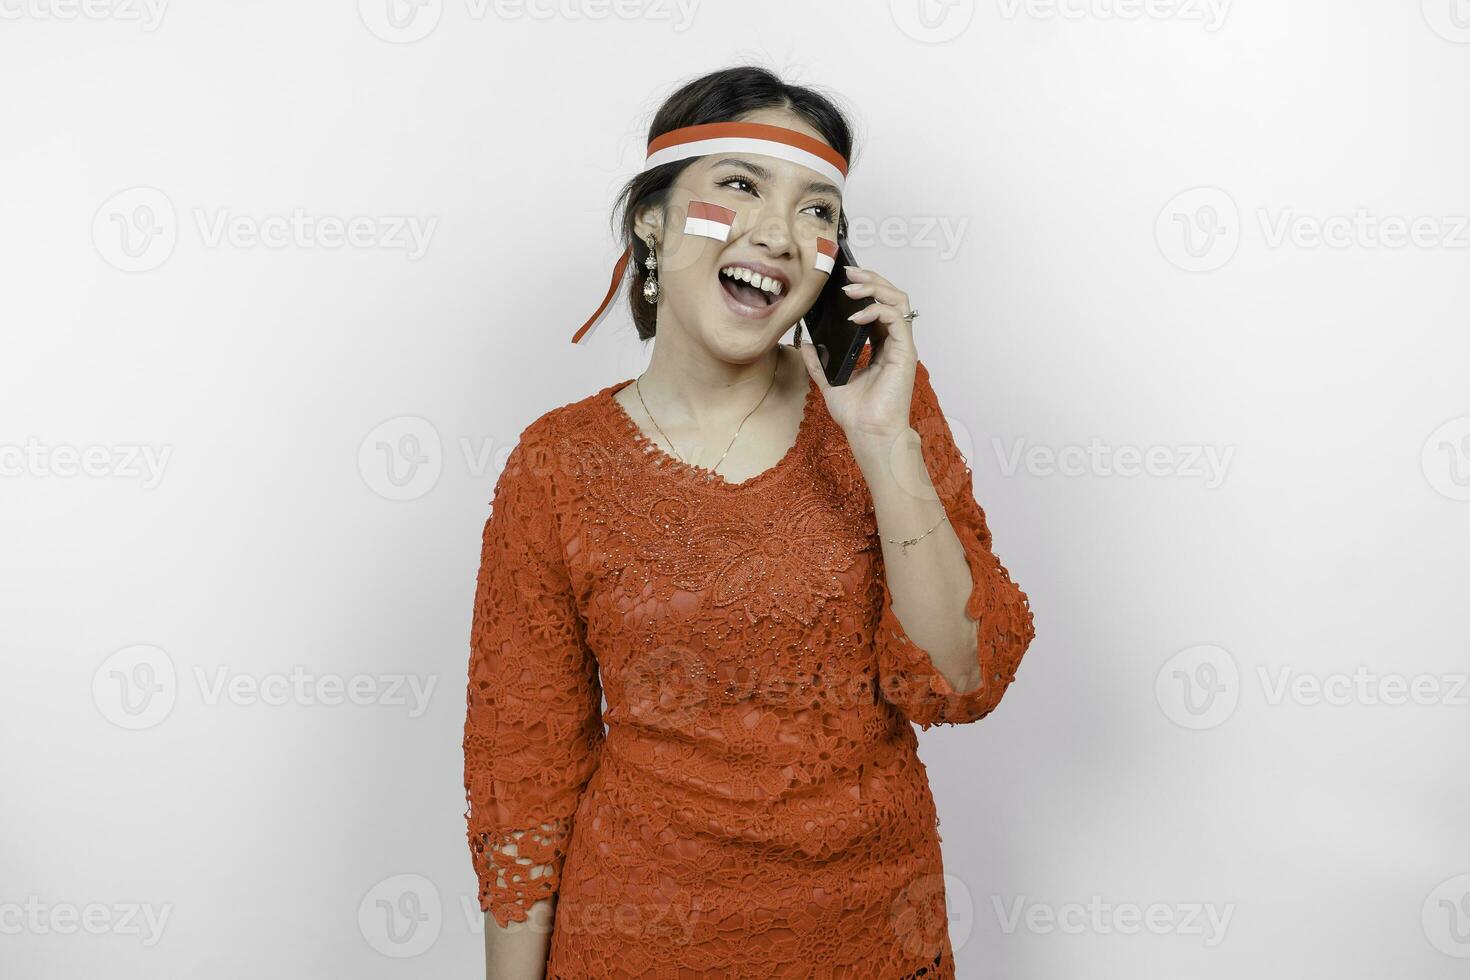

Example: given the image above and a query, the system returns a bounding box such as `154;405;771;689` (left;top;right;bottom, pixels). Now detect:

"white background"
3;1;1469;977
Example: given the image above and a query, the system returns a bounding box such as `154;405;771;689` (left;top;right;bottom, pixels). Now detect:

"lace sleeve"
463;417;605;927
873;360;1036;731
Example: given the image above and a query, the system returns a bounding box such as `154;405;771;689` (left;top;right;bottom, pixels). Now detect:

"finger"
849;300;916;351
797;337;833;395
848;300;905;324
843;266;901;295
841;280;909;311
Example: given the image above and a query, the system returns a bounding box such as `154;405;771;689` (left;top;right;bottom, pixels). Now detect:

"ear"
633;204;665;244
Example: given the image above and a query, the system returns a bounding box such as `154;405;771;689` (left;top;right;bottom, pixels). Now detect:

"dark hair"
609;65;857;341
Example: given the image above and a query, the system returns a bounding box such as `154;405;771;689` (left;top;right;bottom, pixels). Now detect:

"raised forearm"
852;427;981;694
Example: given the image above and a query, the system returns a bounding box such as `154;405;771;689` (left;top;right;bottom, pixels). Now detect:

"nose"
747;207;795;258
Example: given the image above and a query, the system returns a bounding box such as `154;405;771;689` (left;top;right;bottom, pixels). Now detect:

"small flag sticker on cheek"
684;201;737;242
815;237;838;274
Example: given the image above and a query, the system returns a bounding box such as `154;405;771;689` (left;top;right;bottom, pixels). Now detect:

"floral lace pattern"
464;351;1036;978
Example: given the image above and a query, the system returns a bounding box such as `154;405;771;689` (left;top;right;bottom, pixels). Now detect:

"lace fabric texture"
464;352;1035;979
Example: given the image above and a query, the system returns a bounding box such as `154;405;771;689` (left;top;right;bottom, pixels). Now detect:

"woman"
464;66;1036;979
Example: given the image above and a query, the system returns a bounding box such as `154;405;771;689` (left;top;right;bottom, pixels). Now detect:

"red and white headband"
570;121;850;344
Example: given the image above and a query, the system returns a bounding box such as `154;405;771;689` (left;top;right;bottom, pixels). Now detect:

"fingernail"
841;283;860;292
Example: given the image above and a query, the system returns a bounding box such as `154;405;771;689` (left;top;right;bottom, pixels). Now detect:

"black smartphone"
795;238;880;386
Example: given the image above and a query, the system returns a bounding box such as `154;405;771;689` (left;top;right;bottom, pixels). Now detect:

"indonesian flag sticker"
815;237;838;274
684;201;736;242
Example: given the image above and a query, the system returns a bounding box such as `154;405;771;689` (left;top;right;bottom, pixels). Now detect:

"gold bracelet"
883;509;949;555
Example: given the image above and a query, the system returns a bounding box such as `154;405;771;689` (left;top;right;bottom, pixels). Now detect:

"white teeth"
720;266;783;298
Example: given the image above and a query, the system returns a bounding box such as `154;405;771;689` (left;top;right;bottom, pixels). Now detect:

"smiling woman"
466;65;1035;980
599;72;853;347
616;121;844;355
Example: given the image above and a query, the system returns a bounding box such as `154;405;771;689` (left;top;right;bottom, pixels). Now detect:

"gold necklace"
634;349;781;476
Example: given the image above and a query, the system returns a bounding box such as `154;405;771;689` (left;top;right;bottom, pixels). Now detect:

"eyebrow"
709;157;842;198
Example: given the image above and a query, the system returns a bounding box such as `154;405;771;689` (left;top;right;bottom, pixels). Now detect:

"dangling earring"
642;233;661;303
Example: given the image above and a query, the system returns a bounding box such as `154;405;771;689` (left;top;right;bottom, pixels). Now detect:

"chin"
702;322;789;360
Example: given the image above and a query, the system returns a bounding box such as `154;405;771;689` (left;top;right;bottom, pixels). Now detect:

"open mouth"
718;266;784;310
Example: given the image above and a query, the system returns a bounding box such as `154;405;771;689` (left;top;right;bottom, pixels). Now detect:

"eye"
805;201;838;225
717;174;758;195
716;174;838;226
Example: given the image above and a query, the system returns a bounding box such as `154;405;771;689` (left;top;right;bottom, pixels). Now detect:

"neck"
636;327;788;428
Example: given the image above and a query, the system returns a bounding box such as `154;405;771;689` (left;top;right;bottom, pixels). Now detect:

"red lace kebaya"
464;351;1036;978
